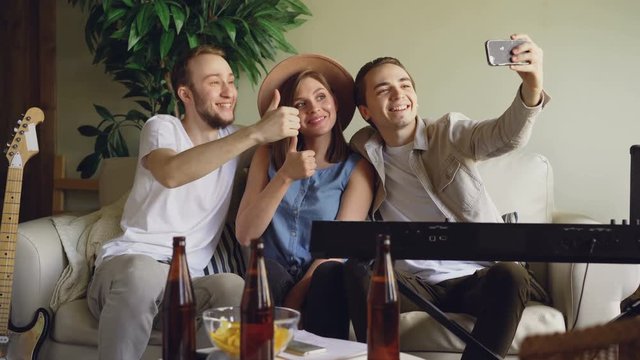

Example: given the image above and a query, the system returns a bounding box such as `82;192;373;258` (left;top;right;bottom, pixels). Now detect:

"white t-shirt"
381;142;489;285
95;115;238;277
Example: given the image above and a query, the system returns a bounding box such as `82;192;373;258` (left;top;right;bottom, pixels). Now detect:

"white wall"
58;0;640;222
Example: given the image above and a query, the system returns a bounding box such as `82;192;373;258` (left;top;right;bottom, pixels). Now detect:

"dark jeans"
344;260;550;360
265;259;349;339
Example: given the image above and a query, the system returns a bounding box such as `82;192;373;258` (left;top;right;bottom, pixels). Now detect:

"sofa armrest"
13;216;67;326
551;211;599;224
548;262;640;330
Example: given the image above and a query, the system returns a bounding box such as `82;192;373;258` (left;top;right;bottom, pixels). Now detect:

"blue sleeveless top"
262;152;361;274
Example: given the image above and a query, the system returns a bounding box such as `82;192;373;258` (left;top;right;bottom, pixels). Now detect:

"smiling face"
359;63;418;135
292;76;338;138
184;53;238;129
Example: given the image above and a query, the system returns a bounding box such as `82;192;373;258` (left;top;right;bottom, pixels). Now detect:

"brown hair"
353;57;416;108
271;70;349;170
171;45;226;100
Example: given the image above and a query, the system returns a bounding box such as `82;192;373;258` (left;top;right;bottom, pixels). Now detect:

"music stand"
396;280;502;359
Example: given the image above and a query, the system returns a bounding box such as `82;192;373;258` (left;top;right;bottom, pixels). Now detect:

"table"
203;348;424;359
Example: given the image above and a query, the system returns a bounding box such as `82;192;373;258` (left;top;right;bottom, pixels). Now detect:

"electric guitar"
0;108;49;360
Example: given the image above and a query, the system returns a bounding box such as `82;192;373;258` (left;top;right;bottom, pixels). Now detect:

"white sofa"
13;151;640;360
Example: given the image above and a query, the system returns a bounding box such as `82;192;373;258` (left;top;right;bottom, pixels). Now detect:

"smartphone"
284;339;327;356
485;39;527;66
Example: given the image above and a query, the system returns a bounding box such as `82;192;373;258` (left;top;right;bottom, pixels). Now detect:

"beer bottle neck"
172;236;186;256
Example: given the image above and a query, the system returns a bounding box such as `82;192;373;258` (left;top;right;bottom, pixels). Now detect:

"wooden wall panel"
0;0;56;222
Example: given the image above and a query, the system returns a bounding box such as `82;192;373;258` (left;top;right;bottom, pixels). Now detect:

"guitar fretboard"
0;167;23;335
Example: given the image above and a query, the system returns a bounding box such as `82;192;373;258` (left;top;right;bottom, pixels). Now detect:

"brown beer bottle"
367;234;400;360
162;236;196;360
240;238;274;360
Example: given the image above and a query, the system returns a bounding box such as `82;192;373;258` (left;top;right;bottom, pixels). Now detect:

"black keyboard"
310;221;640;263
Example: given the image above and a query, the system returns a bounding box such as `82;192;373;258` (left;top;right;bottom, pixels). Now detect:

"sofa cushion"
52;298;163;347
399;303;565;354
478;152;553;224
203;222;246;277
52;222;245;346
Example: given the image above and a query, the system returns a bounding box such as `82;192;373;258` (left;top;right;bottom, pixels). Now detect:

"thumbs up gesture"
280;136;317;181
254;90;300;144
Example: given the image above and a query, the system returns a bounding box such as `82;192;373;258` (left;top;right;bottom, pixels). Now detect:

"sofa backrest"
97;147;255;218
98;157;137;207
478;151;554;223
98;150;555;224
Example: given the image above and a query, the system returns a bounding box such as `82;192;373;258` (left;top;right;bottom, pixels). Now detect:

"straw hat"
257;54;355;129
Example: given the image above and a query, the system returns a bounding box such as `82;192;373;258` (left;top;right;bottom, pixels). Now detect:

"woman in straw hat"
236;54;374;339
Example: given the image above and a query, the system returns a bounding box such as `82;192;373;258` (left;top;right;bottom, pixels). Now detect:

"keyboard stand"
397;278;502;360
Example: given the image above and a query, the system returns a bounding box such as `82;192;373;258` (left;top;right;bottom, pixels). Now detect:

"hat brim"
257;54;355;130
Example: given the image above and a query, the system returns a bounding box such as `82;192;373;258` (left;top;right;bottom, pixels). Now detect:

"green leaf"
242;30;262;59
282;0;312;16
218;18;236;42
102;0;112;12
125;109;148;121
111;130;130;156
77;152;102;179
154;0;171;31
94;104;115;121
160;31;175;59
121;0;134;7
110;27;128;40
136;100;153;112
84;7;104;52
169;4;186;34
124;62;145;70
135;4;153;38
127;21;141;50
104;8;127;27
77;125;101;137
123;88;146;98
186;32;199;48
96;131;111;156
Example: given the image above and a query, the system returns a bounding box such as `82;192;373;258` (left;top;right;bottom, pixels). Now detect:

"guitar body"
0;309;49;360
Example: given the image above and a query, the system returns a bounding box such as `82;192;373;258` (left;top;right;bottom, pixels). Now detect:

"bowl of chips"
203;306;299;359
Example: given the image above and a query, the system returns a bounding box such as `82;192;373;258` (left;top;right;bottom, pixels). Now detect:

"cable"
570;238;596;329
570;263;590;330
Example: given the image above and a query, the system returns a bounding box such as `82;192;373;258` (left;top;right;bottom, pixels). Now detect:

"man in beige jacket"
345;34;550;360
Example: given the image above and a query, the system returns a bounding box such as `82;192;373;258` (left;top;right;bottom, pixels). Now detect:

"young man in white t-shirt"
346;34;551;360
87;45;301;360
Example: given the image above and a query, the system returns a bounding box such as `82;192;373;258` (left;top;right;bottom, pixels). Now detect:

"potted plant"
68;0;311;178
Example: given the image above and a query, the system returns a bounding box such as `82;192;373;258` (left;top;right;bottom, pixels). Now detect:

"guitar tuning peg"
22;123;28;128
13;127;19;133
16;119;22;124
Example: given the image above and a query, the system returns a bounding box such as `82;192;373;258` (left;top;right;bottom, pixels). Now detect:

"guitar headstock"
4;107;45;168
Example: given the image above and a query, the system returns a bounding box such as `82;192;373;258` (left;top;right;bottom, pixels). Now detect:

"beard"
192;87;235;130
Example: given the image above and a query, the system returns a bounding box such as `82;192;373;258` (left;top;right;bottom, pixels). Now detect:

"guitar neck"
0;167;23;335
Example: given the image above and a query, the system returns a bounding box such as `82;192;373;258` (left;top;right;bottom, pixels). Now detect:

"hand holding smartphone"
485;39;527;66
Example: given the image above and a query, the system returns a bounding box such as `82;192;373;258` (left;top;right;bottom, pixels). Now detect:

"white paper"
278;330;367;360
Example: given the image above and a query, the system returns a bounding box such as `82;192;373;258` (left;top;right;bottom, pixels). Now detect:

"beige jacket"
350;89;550;222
